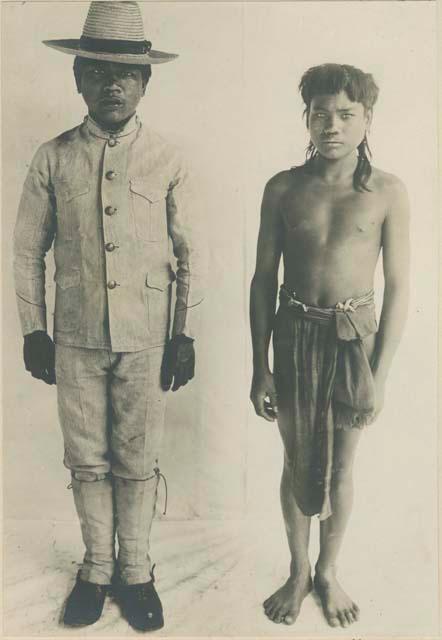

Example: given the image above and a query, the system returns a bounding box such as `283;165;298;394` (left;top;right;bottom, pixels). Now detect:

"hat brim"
43;39;178;65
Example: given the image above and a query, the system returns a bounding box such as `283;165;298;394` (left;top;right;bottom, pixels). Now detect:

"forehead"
310;90;363;112
81;59;142;74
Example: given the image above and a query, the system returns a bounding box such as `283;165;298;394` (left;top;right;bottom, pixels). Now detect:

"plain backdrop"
2;1;439;636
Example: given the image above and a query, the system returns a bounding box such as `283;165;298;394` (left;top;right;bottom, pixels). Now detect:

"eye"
122;70;136;78
88;68;105;77
341;113;354;119
313;112;326;119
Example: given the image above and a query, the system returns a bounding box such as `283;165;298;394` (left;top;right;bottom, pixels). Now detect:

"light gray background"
2;1;439;637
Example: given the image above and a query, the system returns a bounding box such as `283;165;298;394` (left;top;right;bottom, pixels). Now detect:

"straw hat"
43;1;177;65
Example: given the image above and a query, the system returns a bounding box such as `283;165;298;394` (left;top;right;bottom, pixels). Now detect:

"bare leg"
264;460;312;625
314;428;361;628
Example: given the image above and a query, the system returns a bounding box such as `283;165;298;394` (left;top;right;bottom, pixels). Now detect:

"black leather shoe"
117;577;164;632
63;572;108;626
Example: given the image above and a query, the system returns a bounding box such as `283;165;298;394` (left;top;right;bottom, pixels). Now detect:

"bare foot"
314;572;360;628
263;570;312;625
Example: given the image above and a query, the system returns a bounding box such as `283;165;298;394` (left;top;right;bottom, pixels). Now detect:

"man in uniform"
13;1;205;631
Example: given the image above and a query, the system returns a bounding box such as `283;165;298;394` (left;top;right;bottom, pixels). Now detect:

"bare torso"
277;165;391;306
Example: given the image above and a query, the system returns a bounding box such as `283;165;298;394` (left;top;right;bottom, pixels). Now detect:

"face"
307;90;371;160
78;60;146;128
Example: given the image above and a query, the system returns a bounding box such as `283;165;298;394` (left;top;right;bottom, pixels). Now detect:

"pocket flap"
53;180;89;202
130;179;165;203
145;269;176;291
54;270;81;290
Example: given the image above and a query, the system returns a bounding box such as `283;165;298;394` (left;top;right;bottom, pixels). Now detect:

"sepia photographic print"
2;0;439;638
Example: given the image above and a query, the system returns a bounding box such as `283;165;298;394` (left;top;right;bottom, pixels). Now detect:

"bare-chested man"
250;64;410;628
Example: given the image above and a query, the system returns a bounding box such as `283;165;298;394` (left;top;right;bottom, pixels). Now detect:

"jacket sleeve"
13;144;56;336
166;158;207;340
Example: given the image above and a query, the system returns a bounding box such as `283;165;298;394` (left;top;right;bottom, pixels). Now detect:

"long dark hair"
300;64;379;192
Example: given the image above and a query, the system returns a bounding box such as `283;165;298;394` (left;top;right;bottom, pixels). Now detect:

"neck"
312;151;358;184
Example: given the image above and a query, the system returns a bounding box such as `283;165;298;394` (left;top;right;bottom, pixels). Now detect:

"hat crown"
82;1;145;42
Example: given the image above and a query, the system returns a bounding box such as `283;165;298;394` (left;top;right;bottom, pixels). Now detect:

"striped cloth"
273;287;378;520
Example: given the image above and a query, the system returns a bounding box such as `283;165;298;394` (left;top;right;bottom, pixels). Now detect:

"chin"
93;108;129;126
318;149;344;160
317;146;351;160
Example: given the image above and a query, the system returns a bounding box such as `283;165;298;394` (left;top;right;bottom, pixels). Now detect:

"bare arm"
372;178;410;403
249;174;285;420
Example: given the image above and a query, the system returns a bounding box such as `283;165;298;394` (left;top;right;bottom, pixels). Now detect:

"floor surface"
3;517;439;637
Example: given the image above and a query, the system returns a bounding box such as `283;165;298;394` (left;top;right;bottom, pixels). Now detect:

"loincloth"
272;286;378;521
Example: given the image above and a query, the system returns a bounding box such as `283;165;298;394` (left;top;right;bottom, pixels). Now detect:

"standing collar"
85;113;140;140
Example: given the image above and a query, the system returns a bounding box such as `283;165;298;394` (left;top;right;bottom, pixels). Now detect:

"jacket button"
105;170;117;180
107;280;117;289
105;206;117;216
108;137;117;147
105;242;115;252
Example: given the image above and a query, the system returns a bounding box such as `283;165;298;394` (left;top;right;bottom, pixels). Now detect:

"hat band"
79;36;152;55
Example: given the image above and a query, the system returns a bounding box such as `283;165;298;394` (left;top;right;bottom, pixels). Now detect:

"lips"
99;98;124;108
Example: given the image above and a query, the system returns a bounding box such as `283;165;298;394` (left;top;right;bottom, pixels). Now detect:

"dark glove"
161;334;195;392
23;330;56;385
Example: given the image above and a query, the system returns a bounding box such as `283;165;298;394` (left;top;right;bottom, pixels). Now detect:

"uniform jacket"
13;115;205;351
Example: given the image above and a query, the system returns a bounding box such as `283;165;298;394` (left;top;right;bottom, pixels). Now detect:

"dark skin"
250;91;410;627
23;59;194;391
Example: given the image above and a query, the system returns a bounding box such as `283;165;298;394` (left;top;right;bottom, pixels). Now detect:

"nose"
103;72;122;93
323;115;339;135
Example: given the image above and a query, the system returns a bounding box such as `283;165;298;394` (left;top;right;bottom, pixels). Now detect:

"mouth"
99;98;124;110
321;140;343;146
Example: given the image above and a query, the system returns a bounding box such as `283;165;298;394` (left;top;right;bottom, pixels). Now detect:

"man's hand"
23;330;56;385
161;334;195;392
250;370;278;422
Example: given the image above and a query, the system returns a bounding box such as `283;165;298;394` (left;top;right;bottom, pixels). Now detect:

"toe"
264;605;274;619
271;608;283;623
284;613;295;625
328;616;340;627
264;598;275;613
267;603;278;619
338;612;348;627
345;610;354;625
352;604;360;620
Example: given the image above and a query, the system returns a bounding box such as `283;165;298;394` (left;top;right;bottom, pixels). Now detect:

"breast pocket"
53;180;90;240
130;179;167;243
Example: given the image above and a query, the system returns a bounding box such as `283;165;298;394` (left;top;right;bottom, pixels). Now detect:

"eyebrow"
312;106;356;112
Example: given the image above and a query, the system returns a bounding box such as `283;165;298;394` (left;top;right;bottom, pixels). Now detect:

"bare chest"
281;185;386;246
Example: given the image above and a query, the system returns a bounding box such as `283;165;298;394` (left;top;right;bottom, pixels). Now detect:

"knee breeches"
55;344;167;480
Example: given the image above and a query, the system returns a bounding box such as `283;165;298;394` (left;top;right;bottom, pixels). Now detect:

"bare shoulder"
262;167;305;209
370;167;410;218
370;167;409;198
264;169;294;196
